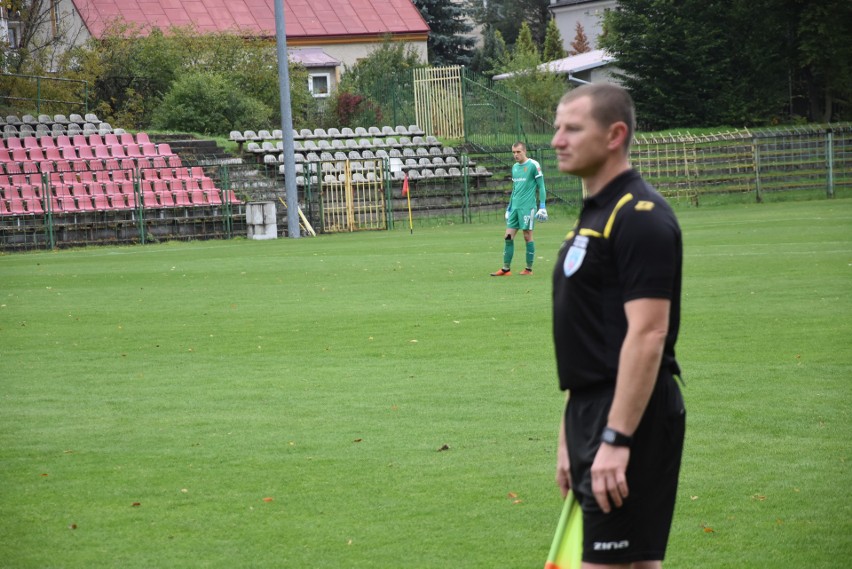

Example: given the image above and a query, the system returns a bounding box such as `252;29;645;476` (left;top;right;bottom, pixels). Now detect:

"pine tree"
513;21;539;62
542;18;567;62
469;25;508;76
569;22;591;56
412;0;476;66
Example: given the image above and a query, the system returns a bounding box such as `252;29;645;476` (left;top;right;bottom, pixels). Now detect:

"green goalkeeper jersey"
510;158;546;210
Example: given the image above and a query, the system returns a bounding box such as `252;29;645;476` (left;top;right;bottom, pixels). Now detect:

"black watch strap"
601;426;633;447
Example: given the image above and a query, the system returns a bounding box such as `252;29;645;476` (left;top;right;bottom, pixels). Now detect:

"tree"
151;71;270;134
333;38;425;127
0;0;85;74
465;0;552;48
493;22;566;121
469;25;509;76
569;22;591;56
66;24;310;132
411;0;475;66
600;0;850;128
513;22;539;62
337;38;424;95
542;18;567;62
794;0;852;122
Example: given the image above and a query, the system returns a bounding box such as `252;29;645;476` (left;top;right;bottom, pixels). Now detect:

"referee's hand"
590;444;630;513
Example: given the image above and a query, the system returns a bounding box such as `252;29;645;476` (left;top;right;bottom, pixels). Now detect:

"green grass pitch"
1;198;850;568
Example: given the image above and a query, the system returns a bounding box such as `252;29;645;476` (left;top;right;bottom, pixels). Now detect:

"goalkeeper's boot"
490;268;511;276
519;268;533;275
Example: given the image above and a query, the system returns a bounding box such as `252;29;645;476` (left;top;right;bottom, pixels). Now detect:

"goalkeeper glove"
535;204;548;221
505;206;512;220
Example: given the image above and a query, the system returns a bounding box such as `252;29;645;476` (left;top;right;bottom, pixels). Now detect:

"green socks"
526;241;535;269
503;238;514;268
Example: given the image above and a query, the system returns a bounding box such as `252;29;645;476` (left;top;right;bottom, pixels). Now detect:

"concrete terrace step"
147;134;241;167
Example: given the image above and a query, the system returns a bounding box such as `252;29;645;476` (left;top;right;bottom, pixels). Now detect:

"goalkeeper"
490;141;548;276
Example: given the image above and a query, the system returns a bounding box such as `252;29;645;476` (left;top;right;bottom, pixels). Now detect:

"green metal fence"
0;74;89;116
632;124;852;203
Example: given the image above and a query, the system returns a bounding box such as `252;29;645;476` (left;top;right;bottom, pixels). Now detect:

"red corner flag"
401;174;409;197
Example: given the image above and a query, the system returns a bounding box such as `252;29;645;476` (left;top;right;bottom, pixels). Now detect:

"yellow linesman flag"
545;491;583;569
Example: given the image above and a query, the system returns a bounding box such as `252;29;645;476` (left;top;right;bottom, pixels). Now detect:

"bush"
151;71;271;135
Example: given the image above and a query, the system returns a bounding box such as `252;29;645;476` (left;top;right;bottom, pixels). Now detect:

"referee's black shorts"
565;373;686;564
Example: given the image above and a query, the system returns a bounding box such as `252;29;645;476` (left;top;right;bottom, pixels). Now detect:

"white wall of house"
315;40;428;71
549;0;617;52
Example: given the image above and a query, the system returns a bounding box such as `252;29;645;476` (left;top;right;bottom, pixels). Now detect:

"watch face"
602;429;615;443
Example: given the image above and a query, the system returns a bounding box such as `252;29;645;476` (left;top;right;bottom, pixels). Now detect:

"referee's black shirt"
552;169;682;393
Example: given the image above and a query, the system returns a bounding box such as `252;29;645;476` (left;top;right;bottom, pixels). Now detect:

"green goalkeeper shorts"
507;203;537;230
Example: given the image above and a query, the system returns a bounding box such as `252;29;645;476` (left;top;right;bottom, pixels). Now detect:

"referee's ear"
606;121;630;153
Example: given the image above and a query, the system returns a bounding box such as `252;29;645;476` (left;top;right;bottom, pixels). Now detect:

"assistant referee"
550;84;686;568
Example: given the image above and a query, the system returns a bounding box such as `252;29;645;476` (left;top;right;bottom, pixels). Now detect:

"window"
7;24;20;49
308;73;331;98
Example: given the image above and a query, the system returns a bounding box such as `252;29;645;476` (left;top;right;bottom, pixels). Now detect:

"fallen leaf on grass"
353;438;363;443
437;444;450;452
69;524;77;530
131;502;141;507
751;494;766;501
507;492;518;499
262;497;274;502
701;523;714;533
40;473;48;477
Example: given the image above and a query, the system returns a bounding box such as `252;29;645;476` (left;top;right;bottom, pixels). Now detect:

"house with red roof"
59;0;430;97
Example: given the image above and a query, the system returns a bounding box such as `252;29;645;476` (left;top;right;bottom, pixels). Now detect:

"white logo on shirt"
563;235;588;277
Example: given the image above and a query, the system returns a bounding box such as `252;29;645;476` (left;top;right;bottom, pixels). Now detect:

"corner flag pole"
402;174;413;234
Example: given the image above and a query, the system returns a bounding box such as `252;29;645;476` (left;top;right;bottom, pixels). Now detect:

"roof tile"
71;0;428;38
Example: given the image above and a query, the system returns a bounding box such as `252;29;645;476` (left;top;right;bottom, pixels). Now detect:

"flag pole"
403;174;413;234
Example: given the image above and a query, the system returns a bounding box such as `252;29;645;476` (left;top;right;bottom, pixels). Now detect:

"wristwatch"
601;427;633;447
